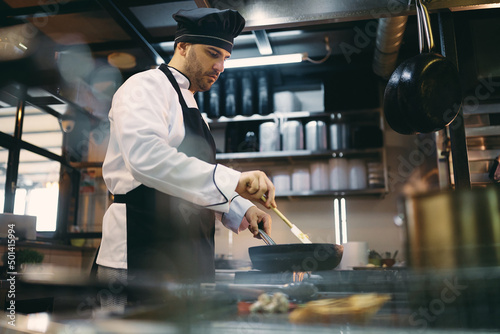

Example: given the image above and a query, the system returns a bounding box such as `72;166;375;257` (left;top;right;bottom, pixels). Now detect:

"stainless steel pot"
259;122;280;152
329;122;349;150
404;186;500;330
282;120;303;151
404;185;500;270
305;120;327;151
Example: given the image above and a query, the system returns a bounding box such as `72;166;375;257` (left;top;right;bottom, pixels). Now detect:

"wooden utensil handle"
271;207;294;228
261;195;293;228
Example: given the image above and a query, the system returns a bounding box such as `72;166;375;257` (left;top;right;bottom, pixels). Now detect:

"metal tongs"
258;228;276;246
260;195;312;244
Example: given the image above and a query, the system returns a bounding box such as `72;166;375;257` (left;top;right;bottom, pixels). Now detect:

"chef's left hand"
244;206;272;239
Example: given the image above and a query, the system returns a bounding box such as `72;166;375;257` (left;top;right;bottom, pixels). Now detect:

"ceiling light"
268;30;303;38
224;53;306;69
107;52;136;69
0;24;32;61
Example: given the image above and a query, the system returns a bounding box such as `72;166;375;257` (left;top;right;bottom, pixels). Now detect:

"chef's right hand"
236;170;276;208
244;206;272;238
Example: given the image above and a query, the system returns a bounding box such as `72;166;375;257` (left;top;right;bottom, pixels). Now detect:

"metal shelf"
206;108;381;128
213;107;388;199
465;125;500;137
275;188;387;199
216;148;383;163
207;110;326;124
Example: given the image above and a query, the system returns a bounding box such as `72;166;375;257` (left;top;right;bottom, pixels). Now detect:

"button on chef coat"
96;67;253;269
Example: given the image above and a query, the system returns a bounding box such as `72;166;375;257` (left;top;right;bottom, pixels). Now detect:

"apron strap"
113;194;127;203
158;64;189;111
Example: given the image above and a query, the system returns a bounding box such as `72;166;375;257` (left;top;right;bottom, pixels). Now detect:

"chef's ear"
176;42;191;56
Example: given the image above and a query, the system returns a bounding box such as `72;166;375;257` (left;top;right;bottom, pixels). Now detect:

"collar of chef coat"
166;65;192;92
164;65;201;112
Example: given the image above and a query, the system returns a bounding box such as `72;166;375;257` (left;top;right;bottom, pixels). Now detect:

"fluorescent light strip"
334;198;341;245
224;53;305;69
340;198;347;244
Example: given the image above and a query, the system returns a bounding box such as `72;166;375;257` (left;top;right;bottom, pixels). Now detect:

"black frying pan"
248;229;343;272
383;0;462;134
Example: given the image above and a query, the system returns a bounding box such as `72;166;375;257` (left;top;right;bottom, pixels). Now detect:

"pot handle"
416;0;435;53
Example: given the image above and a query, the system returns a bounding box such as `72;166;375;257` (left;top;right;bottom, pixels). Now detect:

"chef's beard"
184;49;218;92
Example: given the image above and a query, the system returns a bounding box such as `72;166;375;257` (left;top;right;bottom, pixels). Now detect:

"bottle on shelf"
348;159;368;190
208;80;221;119
241;71;255;116
272;170;291;193
257;71;272;115
305;120;328;151
329;158;349;190
282;120;304;151
195;91;206;114
329;113;350;150
292;167;310;192
259;122;280;152
310;162;329;191
224;72;238;117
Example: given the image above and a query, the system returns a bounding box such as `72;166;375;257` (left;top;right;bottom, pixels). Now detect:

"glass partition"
16;150;61;231
0;106;16;136
22;106;63;155
77;168;107;233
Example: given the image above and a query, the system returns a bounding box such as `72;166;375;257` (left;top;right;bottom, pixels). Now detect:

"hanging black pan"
383;0;462;134
248;229;343;272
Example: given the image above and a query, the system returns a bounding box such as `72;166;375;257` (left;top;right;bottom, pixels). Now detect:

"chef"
95;8;275;306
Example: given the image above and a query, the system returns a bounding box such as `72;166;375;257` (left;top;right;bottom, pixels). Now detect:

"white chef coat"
96;66;254;269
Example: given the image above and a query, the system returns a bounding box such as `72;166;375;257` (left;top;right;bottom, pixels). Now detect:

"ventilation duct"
372;16;409;79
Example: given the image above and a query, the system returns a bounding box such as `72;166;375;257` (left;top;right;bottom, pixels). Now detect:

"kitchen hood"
198;0;500;30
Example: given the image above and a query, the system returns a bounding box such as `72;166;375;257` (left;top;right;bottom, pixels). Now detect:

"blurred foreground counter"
0;266;499;333
0;312;494;334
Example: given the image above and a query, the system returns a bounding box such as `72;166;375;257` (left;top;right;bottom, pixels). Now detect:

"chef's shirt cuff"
221;195;254;233
208;164;241;212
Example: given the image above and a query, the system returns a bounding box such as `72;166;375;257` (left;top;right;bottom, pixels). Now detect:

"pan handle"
416;0;424;53
416;0;435;53
258;229;276;245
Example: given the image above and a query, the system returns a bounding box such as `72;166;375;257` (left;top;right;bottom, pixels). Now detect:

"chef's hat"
173;8;245;53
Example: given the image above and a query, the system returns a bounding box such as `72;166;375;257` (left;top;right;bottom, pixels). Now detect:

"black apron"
114;65;217;290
